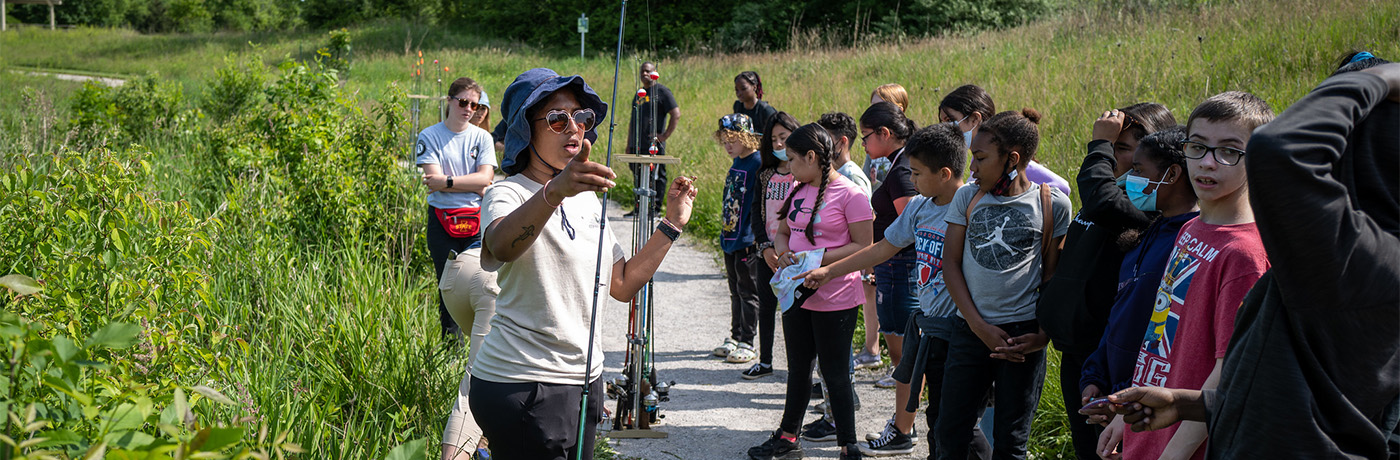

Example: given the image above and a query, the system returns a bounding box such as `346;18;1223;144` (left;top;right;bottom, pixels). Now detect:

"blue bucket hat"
500;68;609;175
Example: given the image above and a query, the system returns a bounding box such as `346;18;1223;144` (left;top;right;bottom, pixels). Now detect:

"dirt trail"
598;203;933;460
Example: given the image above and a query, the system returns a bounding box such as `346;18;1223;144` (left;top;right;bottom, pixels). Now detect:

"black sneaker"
840;448;865;460
742;363;774;380
811;381;823;399
799;418;837;442
857;428;914;457
748;430;804;460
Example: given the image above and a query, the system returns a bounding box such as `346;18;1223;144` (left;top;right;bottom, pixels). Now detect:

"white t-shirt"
474;175;626;385
415;122;497;209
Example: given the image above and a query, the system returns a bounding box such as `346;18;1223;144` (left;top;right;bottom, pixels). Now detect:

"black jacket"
1038;140;1153;355
1208;71;1400;459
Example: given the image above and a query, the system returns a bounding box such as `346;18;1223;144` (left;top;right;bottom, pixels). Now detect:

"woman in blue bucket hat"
467;68;697;459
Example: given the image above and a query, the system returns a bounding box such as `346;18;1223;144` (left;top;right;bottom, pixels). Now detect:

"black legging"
427;205;478;337
755;258;779;365
780;306;859;446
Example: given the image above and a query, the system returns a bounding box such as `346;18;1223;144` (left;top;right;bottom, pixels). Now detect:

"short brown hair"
1186;91;1274;136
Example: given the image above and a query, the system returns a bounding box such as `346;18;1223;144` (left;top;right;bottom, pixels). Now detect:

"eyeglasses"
449;95;483;111
534;109;597;134
860;131;877;144
1180;140;1246;166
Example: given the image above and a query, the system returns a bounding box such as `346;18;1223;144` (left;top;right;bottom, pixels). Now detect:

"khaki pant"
439;248;499;452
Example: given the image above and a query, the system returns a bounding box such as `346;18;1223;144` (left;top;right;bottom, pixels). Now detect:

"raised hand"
1092;109;1127;143
665;175;698;227
545;138;617;203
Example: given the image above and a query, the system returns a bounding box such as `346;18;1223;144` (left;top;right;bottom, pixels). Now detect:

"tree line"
6;0;1055;52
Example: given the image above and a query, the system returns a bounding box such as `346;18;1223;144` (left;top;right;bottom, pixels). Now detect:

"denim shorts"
874;255;919;335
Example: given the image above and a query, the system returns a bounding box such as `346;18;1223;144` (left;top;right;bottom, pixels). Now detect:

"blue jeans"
874;256;919;335
936;318;1045;460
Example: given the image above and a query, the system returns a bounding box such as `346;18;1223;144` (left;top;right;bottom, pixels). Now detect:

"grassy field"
2;0;1397;458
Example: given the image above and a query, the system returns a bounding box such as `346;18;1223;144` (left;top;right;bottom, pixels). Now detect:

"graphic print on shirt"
722;169;749;239
764;179;794;237
1132;240;1200;387
786;196;822;239
967;205;1038;271
914;226;947;294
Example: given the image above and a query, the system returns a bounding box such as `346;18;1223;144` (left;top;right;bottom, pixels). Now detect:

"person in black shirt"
734;71;778;137
626;62;681;218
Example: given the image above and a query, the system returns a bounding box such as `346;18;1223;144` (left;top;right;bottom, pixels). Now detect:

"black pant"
723;248;762;344
755;256;779;365
920;333;993;460
427;205;479;336
1057;350;1103;460
780;306;859;446
469;377;604;460
936;318;1046;460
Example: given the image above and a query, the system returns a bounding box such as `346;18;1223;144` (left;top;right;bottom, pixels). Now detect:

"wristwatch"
446;176;454;189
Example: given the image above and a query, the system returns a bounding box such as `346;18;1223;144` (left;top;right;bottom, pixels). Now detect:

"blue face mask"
773;148;789;161
1115;171;1130;188
1125;171;1170;212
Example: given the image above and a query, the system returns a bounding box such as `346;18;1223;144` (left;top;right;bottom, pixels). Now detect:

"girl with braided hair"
747;124;874;460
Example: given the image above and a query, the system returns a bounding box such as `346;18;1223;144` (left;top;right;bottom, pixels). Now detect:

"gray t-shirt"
837;160;872;196
883;194;956;321
946;183;1071;325
474;175;626;385
415;122;498;209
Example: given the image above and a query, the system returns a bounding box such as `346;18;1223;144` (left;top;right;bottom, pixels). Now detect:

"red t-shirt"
1122;219;1269;460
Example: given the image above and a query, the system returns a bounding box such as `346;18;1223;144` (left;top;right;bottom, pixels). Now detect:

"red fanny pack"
434;207;481;239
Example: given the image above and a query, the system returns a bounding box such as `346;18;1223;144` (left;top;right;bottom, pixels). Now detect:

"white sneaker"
874;370;897;389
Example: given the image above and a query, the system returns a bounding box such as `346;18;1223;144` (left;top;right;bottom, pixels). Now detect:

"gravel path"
598;204;933;460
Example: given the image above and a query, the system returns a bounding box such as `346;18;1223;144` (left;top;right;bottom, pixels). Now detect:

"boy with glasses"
1111;92;1274;460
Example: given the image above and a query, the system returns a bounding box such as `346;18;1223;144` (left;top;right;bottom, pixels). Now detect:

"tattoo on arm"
511;225;536;248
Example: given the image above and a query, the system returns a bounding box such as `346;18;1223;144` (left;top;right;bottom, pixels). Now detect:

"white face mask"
952;115;973;148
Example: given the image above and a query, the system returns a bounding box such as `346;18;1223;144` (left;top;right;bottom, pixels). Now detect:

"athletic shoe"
814;401;828;413
852;350;881;370
858;427;914;456
873;370;897;389
799;418;837;442
864;419;918;444
748;430;804;460
810;381;823;399
742;363;774;380
727;342;758;363
714;338;738;357
840;448;865;460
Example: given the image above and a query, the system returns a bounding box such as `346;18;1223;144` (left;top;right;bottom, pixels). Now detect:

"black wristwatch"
445;176;454;189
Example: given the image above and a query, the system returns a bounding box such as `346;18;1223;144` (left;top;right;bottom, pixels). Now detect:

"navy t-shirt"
721;152;762;253
871;147;918;256
628;83;678;154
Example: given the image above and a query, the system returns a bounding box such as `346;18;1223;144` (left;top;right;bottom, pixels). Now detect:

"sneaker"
858;427;914;457
748;430;804;460
814;401;828;413
742;363;774;380
864;419;918;444
810;381;823;399
852;350;881;370
873;371;897;389
727;342;758;363
714;338;738;357
865;418;896;442
840;448;865;460
799;418;837;442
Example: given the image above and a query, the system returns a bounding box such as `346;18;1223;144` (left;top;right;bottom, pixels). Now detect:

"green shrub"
69;75;197;150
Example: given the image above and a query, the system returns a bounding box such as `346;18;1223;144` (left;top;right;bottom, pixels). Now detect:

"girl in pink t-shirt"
746;124;874;460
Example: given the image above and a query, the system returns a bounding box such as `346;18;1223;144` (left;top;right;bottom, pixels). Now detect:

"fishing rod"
576;1;628;458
